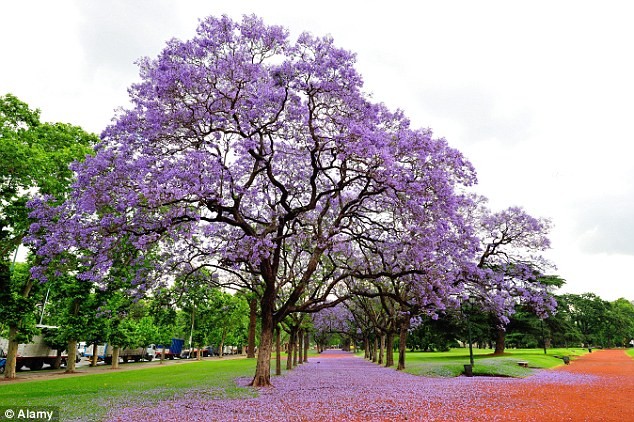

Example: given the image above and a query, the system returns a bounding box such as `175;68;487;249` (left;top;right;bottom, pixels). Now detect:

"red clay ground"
478;349;634;421
110;349;634;421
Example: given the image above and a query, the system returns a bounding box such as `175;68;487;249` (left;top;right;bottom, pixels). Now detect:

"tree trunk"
378;333;385;365
90;343;98;367
287;328;295;370
303;331;309;363
247;298;258;358
111;346;120;369
385;333;395;367
250;289;275;387
52;349;63;369
297;329;304;365
494;328;506;355
4;325;19;379
63;300;81;372
160;344;166;364
363;336;370;359
397;318;409;371
65;339;77;373
275;326;282;376
372;336;378;363
219;330;226;358
293;329;299;367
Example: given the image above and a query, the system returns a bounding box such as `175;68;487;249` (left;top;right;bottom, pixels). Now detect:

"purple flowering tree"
29;15;476;386
337;190;479;370
345;294;394;365
312;303;355;352
466;205;557;354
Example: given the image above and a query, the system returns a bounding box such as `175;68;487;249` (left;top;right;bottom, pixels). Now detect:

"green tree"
149;288;178;363
0;259;44;378
207;290;248;357
606;298;634;347
562;293;610;349
546;294;583;348
39;274;95;372
0;94;96;378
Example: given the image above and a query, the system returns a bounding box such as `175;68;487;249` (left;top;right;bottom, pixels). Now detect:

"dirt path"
484;349;634;421
106;349;634;421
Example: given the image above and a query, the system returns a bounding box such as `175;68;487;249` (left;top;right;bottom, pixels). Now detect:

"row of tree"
1;259;250;375
312;292;634;365
2;15;626;388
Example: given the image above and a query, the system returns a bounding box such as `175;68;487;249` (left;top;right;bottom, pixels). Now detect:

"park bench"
517;361;529;368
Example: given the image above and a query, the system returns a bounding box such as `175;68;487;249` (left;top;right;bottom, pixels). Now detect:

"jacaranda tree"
467;204;557;354
29;15;478;386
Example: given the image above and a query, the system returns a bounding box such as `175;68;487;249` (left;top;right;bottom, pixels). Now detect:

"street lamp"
462;296;477;377
467;296;475;368
540;318;547;355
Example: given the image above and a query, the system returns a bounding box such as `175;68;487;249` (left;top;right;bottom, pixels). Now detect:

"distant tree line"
313;292;634;356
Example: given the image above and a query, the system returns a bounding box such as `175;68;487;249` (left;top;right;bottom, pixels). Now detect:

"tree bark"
275;326;282;375
90;343;99;366
494;328;506;355
65;339;77;373
4;325;19;379
303;331;309;363
247;298;258;358
219;330;226;358
371;336;378;363
378;333;385;365
287;328;295;370
250;287;275;387
293;329;299;367
111;346;120;369
363;336;370;359
385;333;395;367
397;318;409;371
53;349;63;369
297;329;303;365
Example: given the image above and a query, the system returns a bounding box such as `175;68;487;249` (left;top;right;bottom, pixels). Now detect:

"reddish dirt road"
481;349;634;421
111;349;634;421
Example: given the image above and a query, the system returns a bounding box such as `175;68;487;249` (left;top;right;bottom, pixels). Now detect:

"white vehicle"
84;344;153;364
0;325;68;371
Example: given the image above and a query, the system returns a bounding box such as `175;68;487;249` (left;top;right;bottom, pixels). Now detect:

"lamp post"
540;319;547;355
463;296;476;377
467;297;475;367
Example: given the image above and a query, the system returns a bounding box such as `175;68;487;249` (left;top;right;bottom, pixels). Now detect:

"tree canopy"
26;15;561;385
1;93;96;258
28;15;483;386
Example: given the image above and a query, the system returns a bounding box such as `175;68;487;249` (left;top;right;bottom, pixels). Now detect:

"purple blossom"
107;351;600;421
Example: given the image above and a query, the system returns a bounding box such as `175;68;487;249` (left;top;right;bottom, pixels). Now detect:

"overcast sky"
2;1;633;300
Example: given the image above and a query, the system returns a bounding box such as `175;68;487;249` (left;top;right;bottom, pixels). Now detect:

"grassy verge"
626;348;634;359
395;348;589;378
0;358;257;421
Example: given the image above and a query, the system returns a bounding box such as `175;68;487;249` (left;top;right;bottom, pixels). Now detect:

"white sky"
2;0;633;300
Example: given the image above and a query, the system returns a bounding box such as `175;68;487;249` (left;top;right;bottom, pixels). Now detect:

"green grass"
626;348;634;359
0;358;257;421
393;348;589;378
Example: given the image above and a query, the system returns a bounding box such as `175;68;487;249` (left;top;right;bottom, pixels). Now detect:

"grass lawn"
627;348;634;359
397;348;589;378
0;358;257;421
